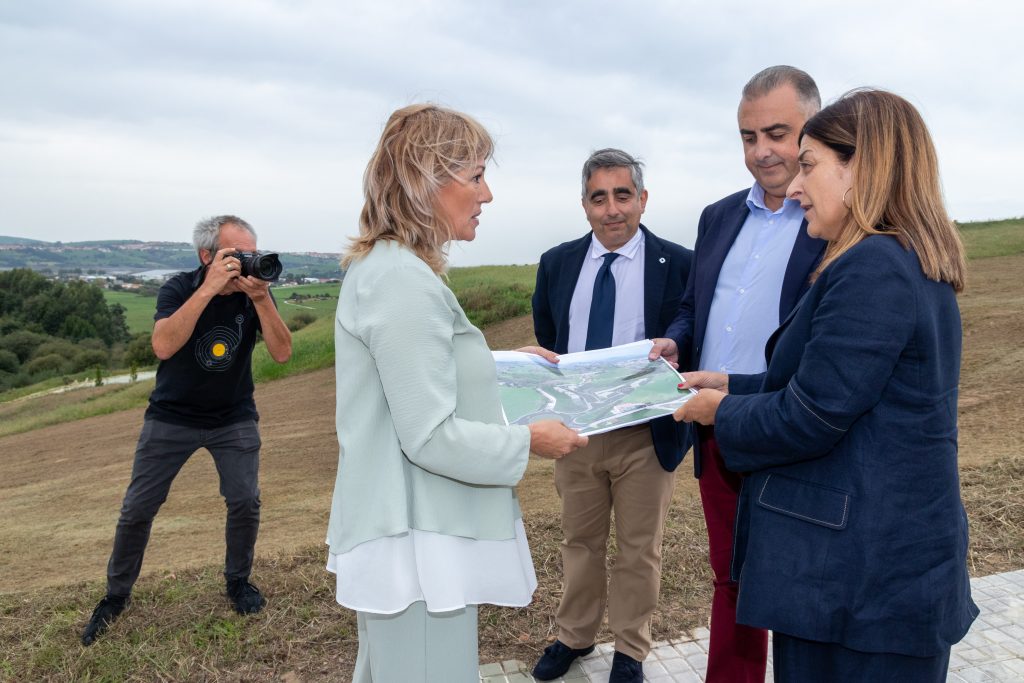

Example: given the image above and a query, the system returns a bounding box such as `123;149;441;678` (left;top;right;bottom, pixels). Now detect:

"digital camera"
236;251;283;282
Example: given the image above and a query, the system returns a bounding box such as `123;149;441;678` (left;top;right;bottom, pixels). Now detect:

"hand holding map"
493;340;698;436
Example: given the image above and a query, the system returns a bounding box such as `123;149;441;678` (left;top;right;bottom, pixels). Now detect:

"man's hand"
648;338;679;368
234;275;272;303
678;371;729;393
200;247;242;296
515;345;559;364
674;388;725;425
528;420;588;458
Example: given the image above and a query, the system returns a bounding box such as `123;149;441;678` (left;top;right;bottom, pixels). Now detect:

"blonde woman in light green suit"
328;104;588;683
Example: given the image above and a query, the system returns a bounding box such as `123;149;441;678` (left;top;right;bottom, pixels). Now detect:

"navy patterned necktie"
585;252;620;350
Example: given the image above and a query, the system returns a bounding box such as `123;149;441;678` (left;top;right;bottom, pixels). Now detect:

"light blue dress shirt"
699;184;805;374
567;229;646;353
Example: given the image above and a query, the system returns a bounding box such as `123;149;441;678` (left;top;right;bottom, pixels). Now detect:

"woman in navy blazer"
674;89;977;682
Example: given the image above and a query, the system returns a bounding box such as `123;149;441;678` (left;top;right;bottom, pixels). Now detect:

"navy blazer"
532;224;694;471
662;188;825;476
715;235;978;657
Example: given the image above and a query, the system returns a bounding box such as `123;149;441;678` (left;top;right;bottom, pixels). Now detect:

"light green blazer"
328;240;531;556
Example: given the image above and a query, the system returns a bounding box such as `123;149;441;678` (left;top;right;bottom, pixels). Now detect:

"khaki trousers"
554;424;676;661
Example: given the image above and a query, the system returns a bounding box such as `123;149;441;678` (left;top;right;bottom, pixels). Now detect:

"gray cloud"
1;0;1020;265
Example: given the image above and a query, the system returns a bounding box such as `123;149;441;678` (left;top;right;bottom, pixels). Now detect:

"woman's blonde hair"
803;88;966;292
342;104;494;274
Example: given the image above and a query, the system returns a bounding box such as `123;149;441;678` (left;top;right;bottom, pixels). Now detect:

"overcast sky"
2;0;1021;266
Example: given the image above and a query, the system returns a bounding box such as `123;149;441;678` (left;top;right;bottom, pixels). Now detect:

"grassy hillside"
958;217;1024;258
447;264;537;328
11;265;537;436
103;289;159;334
103;264;541;336
26;220;1024;437
101;216;1022;337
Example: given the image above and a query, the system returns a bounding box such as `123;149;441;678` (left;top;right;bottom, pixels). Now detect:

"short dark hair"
742;65;821;115
581;148;644;197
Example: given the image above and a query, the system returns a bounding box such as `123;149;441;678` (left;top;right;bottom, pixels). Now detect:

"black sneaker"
609;651;643;683
226;578;265;615
531;639;596;680
81;594;130;646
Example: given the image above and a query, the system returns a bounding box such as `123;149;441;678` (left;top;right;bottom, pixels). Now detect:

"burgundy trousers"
698;426;768;683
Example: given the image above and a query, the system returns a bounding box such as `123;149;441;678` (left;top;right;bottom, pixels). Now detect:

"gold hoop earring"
842;188;853;209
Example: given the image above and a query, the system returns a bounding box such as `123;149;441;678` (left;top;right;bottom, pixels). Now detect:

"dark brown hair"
802;88;966;291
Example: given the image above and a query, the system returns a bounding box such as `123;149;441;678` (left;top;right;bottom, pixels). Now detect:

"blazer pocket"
756;473;849;530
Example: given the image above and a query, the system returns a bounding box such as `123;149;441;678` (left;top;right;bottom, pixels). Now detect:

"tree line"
0;269;156;391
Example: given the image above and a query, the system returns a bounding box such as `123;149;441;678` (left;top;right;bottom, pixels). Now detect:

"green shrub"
33;339;78;361
124;333;158;367
287;311;317;332
70;349;110;373
0;317;21;335
76;337;107;352
24;353;68;376
0;330;48;363
0;349;19;374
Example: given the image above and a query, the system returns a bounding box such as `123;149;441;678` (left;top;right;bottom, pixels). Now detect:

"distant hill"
0;236;47;246
0;237;342;279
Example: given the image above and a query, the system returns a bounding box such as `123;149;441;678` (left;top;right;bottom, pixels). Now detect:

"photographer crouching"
82;215;291;645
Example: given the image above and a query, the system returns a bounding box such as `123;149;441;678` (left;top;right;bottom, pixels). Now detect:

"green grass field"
103;289;159;335
958;217;1024;259
104;283;341;336
103;265;541;336
252;315;334;382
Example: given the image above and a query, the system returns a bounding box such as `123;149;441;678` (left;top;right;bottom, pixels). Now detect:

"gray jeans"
106;418;262;597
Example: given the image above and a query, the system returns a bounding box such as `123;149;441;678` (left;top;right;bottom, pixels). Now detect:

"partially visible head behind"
344;104;494;274
738;66;821;209
581;148;645;198
580;148;649;252
794;88;965;291
193;215;256;265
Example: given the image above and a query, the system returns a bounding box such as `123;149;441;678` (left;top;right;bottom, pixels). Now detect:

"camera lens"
250;253;283;281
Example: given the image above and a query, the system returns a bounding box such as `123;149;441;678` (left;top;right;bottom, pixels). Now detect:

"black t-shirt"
145;266;266;428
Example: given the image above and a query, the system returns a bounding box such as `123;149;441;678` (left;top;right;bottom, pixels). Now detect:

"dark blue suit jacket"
716;235;978;657
663;188;825;476
532;224;693;471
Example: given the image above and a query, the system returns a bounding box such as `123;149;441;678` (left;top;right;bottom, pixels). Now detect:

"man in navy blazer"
529;149;692;683
650;66;826;683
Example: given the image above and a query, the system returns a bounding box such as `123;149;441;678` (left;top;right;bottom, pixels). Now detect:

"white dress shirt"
567;229;647;353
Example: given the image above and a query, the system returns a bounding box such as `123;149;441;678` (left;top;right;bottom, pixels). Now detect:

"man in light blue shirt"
651;66;826;683
700;183;805;375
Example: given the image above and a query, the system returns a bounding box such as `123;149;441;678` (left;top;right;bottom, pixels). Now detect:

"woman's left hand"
673;388;726;425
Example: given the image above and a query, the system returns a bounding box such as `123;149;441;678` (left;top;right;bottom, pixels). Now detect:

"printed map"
493;340;697;436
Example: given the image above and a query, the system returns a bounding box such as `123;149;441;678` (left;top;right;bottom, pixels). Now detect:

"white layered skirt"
326;518;537;614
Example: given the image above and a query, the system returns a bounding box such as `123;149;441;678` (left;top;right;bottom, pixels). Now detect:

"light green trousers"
352;602;479;682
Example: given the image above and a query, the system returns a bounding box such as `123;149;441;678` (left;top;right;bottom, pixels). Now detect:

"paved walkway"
479;568;1024;682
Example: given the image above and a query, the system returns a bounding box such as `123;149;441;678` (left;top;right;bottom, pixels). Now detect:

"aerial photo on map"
493;340;697;436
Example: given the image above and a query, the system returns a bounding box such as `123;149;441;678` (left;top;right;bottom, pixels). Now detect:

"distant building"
132;269;181;282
